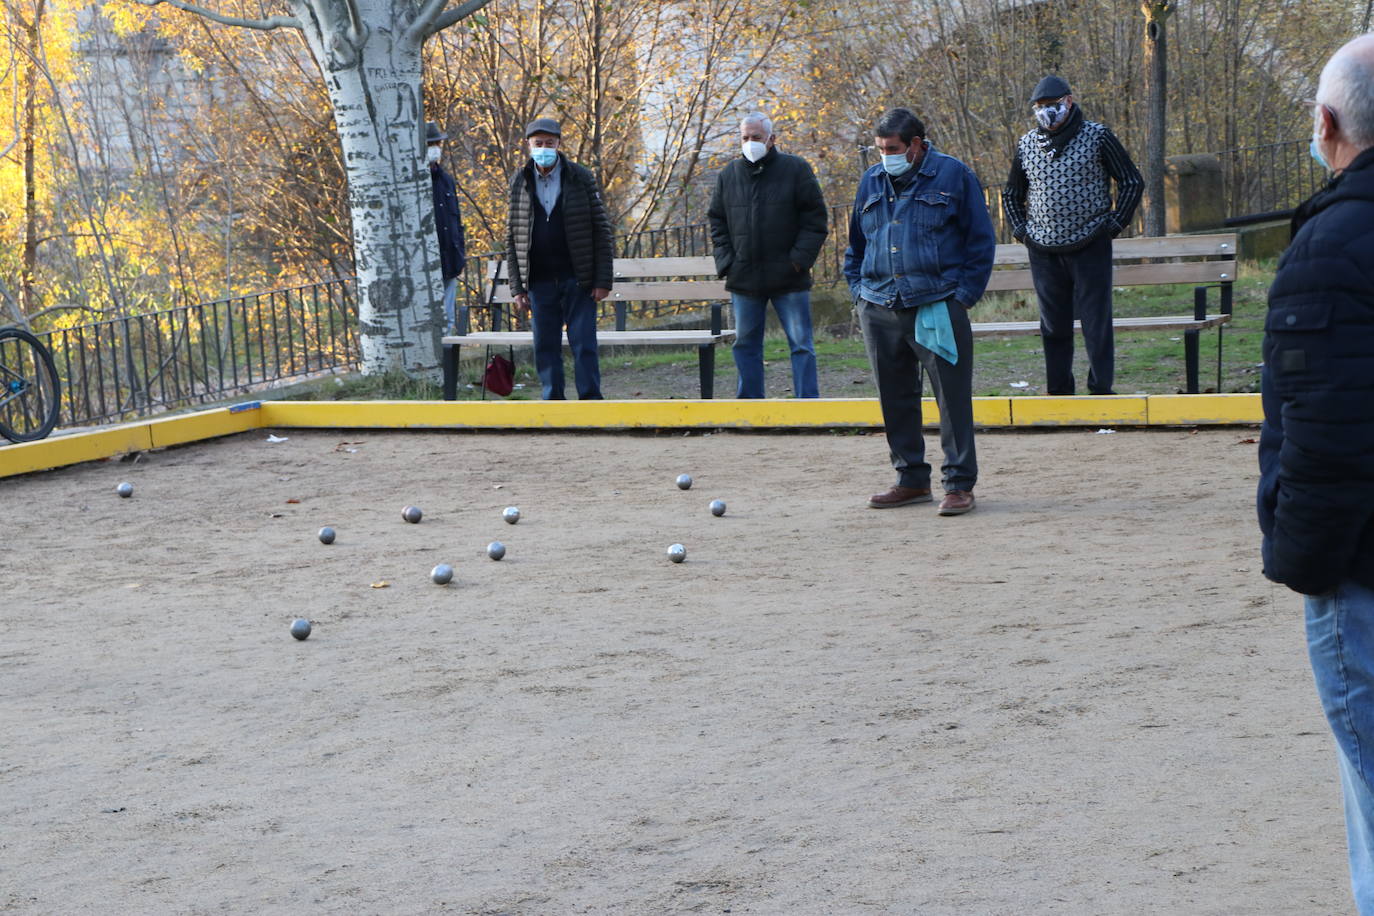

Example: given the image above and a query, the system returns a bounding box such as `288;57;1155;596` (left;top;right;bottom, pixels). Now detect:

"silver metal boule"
709;499;726;517
402;505;423;524
487;541;506;560
116;482;133;498
290;618;311;640
503;506;520;524
318;526;336;544
676;474;693;490
431;563;454;585
667;543;686;563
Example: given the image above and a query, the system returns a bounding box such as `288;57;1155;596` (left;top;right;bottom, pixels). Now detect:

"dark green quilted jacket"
506;154;614;295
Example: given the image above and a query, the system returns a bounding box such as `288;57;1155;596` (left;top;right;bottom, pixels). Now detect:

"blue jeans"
730;290;819;398
442;277;458;330
528;275;601;400
1306;579;1374;914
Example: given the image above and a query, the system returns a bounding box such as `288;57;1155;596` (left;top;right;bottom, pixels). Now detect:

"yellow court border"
0;394;1262;480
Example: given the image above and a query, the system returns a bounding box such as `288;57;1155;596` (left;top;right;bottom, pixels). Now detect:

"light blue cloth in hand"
914;299;958;365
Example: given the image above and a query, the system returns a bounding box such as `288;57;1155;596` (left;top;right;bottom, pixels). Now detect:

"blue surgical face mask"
881;151;913;177
531;146;558;168
1310;137;1330;172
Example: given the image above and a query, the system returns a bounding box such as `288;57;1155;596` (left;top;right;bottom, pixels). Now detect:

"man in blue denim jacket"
844;108;995;516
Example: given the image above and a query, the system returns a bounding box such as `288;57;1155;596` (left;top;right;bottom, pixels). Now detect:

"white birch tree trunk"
132;0;494;377
297;6;440;375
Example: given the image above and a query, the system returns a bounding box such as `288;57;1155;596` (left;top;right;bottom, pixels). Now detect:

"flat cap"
524;117;562;138
1029;75;1072;103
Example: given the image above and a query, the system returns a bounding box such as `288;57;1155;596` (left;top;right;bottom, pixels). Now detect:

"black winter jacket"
430;163;466;280
506;154;614;296
707;147;829;296
1257;146;1374;595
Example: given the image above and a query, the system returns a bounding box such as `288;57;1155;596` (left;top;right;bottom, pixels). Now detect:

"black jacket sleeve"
707;169;733;278
1002;150;1029;241
1100;128;1143;233
587;174;615;291
788;159;829;272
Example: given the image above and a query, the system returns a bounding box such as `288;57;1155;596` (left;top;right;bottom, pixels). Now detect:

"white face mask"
741;140;768;162
426;146;441;164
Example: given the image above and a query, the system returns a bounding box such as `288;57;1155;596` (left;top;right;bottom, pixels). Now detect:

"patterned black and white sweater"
1002;107;1143;253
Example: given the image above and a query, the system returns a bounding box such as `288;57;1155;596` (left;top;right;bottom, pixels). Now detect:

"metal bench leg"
442;344;458;401
1184;330;1200;394
698;344;714;399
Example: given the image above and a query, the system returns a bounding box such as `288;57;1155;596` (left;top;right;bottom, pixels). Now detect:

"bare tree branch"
131;0;301;32
418;0;494;42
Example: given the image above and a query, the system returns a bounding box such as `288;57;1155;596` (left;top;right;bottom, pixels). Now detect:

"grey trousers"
858;299;977;493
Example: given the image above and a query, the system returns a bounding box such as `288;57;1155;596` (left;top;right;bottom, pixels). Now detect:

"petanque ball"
667;543;687;563
116;482;133;498
503;506;520;525
290;618;312;640
402;505;423;524
487;541;506;561
318;526;336;545
709;499;726;517
431;563;454;585
676;474;693;490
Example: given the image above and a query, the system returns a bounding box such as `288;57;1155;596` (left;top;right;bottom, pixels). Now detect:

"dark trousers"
528;275;602;400
858;299;977;493
1027;234;1114;395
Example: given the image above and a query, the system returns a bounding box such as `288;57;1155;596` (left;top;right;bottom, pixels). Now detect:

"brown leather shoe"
938;490;975;516
867;485;933;509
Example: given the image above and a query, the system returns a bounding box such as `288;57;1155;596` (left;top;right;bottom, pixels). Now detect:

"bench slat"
992;233;1237;265
443;330;736;346
987;259;1236;292
483;256;719;279
484;279;728;304
612;256;717;278
970;314;1231;337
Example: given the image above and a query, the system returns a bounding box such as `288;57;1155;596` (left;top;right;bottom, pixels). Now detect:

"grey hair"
1318;34;1374;149
740;112;774;136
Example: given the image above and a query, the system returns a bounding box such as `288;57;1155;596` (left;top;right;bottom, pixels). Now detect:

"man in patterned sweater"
1002;75;1143;396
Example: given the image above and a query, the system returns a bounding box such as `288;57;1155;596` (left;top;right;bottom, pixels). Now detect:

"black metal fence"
32;278;358;428
1217;138;1325;223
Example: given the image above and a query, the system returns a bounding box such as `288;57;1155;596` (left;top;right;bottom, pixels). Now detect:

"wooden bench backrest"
987;233;1238;293
481;233;1238;301
484;256;723;304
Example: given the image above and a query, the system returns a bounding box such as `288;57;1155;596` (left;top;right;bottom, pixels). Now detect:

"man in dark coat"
506;118;614;400
426;121;466;332
1002;75;1142;395
707;112;829;398
1258;34;1374;913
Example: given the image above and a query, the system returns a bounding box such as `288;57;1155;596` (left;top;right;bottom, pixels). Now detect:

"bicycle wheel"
0;326;62;442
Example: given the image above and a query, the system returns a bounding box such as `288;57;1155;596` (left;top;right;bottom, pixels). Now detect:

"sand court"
0;426;1349;913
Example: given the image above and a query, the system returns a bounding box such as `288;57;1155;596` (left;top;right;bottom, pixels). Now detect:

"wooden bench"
441;256;735;399
975;233;1237;393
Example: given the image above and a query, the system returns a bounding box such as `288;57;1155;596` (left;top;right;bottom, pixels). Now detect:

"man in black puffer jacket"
507;118;614;400
1257;34;1374;914
708;112;828;398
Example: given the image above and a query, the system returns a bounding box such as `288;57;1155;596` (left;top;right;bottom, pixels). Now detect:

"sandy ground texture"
0;426;1352;915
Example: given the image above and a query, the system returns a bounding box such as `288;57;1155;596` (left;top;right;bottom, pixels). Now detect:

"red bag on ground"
483;351;514;397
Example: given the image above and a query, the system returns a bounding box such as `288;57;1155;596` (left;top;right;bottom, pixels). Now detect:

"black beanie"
1029;75;1072;103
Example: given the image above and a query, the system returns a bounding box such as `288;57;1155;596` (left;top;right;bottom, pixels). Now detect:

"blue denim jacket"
843;149;995;309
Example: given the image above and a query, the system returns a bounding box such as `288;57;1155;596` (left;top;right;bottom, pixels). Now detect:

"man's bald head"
1316;34;1374;152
